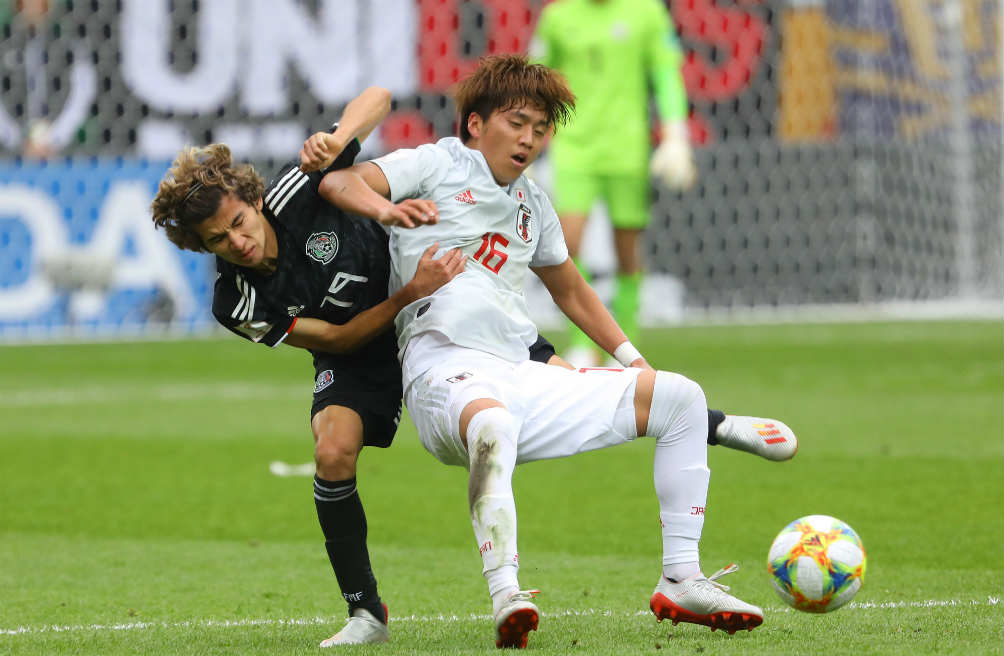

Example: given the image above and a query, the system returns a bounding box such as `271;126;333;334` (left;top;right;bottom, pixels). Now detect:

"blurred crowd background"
0;0;1001;339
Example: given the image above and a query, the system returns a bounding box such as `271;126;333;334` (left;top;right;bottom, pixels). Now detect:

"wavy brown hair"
453;54;575;142
151;144;265;252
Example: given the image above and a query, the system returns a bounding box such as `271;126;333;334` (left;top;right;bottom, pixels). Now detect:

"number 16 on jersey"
473;232;509;274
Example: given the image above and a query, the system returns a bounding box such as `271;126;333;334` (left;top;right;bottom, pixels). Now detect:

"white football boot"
493;589;540;649
319;606;389;647
715;415;798;461
650;564;763;634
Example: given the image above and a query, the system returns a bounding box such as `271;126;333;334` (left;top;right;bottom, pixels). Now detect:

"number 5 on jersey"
474;232;509;274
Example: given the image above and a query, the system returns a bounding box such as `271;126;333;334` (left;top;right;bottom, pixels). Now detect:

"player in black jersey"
151;87;455;647
151;87;561;648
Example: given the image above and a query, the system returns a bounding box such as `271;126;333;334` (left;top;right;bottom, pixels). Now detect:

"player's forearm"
329;86;392;149
537;260;633;357
651;16;689;124
653;63;688;124
286;308;393;355
542;269;629;355
557;287;630;357
316;303;394;354
319;169;396;221
285;284;425;355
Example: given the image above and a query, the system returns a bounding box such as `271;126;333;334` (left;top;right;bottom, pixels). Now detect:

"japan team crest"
306;232;339;264
515;203;533;244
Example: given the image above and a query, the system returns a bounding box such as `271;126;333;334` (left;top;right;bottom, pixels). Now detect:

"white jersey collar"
438;136;521;192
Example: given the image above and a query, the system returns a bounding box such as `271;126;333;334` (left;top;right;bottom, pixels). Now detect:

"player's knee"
459;398;506;447
645;371;706;438
464;406;518;510
310;406;364;479
314;438;360;480
313;426;362;479
463;406;510;486
466;406;516;450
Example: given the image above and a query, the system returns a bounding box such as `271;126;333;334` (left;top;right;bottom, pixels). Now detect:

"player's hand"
299;132;345;172
546;353;576;370
628;357;655;372
376;199;439;229
405;242;466;300
650;120;697;191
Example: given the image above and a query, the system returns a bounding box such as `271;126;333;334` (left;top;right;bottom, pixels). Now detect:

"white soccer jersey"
372;137;568;367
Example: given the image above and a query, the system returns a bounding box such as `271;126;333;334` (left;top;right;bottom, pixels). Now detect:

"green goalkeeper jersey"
530;0;687;174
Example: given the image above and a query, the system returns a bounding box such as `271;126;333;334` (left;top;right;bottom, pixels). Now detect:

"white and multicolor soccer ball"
767;514;867;613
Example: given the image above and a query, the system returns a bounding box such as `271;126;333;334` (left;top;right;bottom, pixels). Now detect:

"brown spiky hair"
453;54;575;142
150;144;265;252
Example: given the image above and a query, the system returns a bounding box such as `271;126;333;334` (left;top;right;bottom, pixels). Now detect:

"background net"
0;0;1000;338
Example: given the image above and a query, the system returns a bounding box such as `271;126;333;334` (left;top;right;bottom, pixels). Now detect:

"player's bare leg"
635;371;764;633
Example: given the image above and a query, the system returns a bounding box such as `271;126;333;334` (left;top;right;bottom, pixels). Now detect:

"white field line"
2;597;999;637
0;383;304;407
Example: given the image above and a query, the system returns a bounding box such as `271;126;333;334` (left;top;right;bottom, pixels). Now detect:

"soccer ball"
766;514;867;613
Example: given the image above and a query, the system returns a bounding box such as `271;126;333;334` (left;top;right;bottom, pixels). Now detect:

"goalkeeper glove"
650;120;697;190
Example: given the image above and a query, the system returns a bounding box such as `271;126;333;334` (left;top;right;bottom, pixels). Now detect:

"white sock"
663;561;701;582
488;575;519;615
646;372;710;575
466;407;521;604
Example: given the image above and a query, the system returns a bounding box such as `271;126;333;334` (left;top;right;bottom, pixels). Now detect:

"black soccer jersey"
212;139;397;368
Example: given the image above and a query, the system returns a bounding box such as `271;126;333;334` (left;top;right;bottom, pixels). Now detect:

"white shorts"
402;334;643;467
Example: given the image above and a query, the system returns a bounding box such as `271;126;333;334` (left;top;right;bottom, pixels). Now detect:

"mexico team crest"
306;232;339;264
314;369;334;392
515;203;533;243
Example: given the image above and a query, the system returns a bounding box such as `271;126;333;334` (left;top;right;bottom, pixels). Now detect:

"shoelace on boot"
507;589;541;603
703;563;740;592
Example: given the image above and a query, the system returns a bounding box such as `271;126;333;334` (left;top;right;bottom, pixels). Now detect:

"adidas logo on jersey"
454;189;476;205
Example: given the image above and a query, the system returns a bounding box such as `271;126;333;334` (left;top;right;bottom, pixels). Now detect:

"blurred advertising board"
0;159;213;339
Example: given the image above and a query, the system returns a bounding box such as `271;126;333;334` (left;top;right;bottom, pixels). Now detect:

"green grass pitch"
2;320;1001;655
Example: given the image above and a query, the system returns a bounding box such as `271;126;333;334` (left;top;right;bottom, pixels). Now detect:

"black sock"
313;475;385;624
707;409;726;445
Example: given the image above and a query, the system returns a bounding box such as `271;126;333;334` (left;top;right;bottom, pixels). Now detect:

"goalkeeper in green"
530;0;695;366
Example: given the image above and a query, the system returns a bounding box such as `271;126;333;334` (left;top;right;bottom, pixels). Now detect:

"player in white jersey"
319;55;797;648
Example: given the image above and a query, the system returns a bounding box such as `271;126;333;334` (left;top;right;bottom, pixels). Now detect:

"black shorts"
310;354;403;449
308;335;554;448
528;334;557;363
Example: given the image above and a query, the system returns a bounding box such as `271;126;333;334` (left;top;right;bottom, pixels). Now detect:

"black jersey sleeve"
211;266;295;348
321;128;362;173
264;136;360;221
528;334;557;363
263;164;322;221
